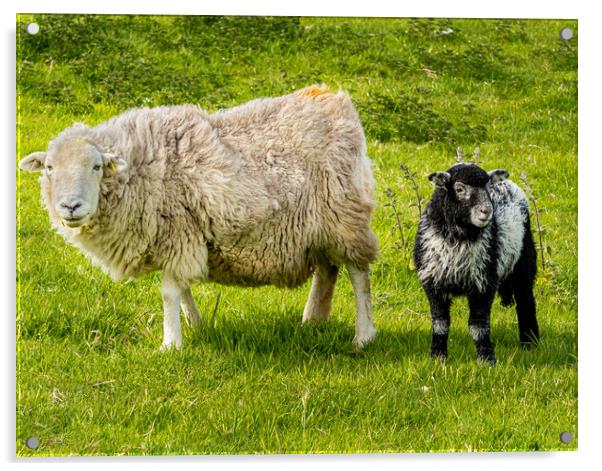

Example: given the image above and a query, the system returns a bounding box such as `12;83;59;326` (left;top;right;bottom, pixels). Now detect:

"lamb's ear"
18;152;47;173
489;169;509;184
428;171;450;188
102;153;128;173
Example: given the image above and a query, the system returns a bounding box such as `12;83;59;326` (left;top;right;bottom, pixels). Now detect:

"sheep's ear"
102;153;128;173
489;169;509;184
18;152;47;173
428;171;450;188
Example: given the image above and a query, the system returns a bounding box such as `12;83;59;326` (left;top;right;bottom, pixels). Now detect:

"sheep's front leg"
161;275;183;350
467;292;496;365
302;264;339;323
181;287;201;328
348;265;376;348
425;289;451;361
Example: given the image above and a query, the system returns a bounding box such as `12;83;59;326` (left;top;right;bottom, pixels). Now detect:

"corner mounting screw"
26;23;40;35
559;431;573;444
560;28;573;41
25;436;40;449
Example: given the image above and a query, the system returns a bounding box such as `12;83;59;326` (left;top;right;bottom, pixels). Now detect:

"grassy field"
16;15;577;455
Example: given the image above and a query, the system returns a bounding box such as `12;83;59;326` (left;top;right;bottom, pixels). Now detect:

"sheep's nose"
60;202;82;213
480;207;492;217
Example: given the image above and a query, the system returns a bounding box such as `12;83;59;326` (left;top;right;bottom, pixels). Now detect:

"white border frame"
4;1;598;469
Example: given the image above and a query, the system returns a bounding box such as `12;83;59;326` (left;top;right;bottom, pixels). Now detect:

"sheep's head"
19;126;128;228
429;163;509;229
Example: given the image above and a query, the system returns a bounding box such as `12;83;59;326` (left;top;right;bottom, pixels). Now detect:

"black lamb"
414;163;539;364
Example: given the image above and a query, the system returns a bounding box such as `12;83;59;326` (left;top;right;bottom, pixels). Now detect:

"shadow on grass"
185;306;577;369
187;307;424;361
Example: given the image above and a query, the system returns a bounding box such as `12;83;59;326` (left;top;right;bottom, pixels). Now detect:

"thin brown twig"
384;188;405;248
399;163;423;221
455;146;464;163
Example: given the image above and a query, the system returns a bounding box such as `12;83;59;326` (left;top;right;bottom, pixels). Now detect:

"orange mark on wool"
295;85;333;99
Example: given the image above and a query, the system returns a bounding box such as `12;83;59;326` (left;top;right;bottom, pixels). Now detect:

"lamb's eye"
46;165;53;173
93;164;102;171
454;184;469;199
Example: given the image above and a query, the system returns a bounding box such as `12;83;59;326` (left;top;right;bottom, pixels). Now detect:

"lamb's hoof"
520;333;540;349
477;353;497;366
430;350;448;363
353;326;377;349
520;340;538;350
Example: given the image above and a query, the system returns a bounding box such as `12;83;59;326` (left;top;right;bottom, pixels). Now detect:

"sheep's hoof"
183;310;202;328
302;315;329;325
353;326;377;349
160;341;182;352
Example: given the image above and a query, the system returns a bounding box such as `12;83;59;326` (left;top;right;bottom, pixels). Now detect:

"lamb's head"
429;163;509;229
19;124;128;228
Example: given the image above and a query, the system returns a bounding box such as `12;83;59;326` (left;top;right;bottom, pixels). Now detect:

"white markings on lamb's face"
19;137;128;228
429;167;495;229
453;181;493;228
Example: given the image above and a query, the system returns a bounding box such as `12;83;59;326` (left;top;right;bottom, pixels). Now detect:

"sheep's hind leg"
302;264;339;323
348;264;376;348
181;287;201;328
161;275;183;350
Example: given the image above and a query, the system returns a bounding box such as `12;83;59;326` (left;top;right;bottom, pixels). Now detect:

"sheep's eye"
93;164;102;171
45;165;53;173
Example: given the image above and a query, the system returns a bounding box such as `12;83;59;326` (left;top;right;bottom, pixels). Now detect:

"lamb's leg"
181;287;201;328
347;265;376;348
426;290;451;361
511;227;539;347
302;264;339;323
161;275;183;350
467;292;496;365
514;284;539;347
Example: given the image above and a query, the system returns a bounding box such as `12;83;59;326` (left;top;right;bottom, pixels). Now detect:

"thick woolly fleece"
41;86;378;287
414;163;539;363
26;86;379;349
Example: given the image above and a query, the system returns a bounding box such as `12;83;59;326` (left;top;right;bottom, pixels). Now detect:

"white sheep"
19;85;379;350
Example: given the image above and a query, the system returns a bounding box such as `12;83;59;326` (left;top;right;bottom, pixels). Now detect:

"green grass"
16;15;577;455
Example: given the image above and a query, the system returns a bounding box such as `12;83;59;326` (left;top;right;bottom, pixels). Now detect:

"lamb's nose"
480;207;492;217
60;202;82;213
